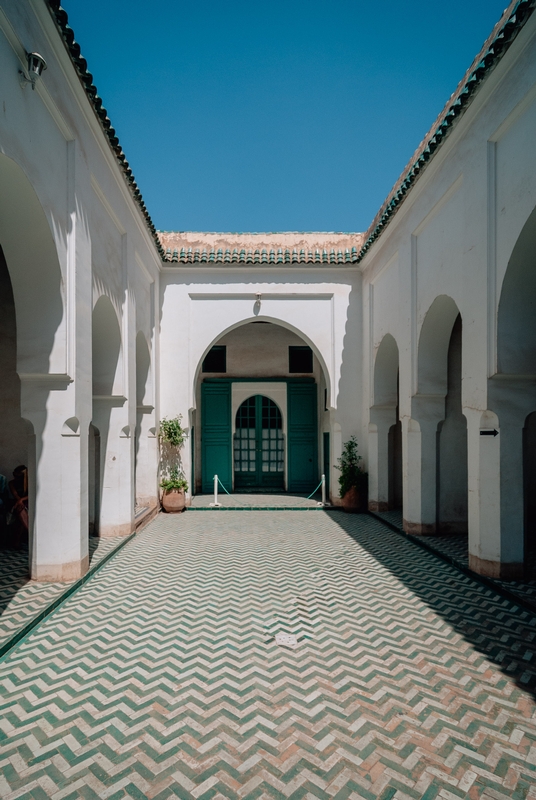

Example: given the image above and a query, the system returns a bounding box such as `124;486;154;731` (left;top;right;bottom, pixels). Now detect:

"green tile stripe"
0;532;135;661
187;505;327;511
1;511;535;798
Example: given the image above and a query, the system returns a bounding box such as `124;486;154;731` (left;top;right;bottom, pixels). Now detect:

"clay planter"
161;489;186;513
341;486;363;513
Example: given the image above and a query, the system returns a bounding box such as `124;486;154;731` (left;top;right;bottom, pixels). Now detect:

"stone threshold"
369;511;536;617
187;506;328;511
135;504;159;530
0;533;135;661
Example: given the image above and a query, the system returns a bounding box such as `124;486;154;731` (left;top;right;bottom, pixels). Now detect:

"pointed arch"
191;315;331;409
417;295;461;396
0;153;64;375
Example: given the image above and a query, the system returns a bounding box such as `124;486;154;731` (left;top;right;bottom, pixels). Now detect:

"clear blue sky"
64;1;507;233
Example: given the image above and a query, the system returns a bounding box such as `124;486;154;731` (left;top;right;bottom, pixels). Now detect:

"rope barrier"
210;474;329;508
217;477;255;507
306;479;324;500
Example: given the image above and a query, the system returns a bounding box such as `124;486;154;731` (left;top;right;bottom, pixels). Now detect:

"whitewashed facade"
0;0;535;581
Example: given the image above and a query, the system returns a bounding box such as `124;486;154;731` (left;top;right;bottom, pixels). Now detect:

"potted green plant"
160;466;188;513
158;415;189;512
336;436;368;512
158;416;187;448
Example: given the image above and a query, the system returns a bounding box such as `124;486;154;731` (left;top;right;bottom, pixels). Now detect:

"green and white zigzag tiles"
0;512;536;799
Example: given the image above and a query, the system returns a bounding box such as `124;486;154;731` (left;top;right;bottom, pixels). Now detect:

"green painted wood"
201;382;232;493
323;431;330;497
235;396;284;491
190;425;195;494
288;382;318;492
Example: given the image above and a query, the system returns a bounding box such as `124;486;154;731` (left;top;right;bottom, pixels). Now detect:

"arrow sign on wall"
480;429;499;436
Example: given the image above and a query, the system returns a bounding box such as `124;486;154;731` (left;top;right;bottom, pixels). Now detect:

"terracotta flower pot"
161;489;186;513
341;486;362;513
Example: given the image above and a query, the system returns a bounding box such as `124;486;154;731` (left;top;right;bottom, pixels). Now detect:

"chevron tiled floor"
1;512;536;799
372;510;536;610
0;536;128;651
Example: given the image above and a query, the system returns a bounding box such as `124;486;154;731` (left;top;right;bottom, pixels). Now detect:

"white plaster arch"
135;331;152;407
92;295;123;397
373;333;399;407
417;295;461;397
190;314;332;410
0;153;65;376
497;203;536;375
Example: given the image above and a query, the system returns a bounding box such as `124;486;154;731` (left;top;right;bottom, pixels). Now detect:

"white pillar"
403;394;445;534
466;408;505;576
467;375;536;581
135;406;158;509
21;378;89;582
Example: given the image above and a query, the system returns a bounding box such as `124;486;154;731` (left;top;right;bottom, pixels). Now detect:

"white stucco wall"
0;0;161;578
159;264;361;501
1;0;535;582
360;11;536;576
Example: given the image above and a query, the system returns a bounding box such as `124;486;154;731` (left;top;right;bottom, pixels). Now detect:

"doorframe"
232;381;287;490
202;377;316;492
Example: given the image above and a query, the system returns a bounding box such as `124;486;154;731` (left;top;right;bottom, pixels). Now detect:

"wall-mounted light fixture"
253;292;262;316
19;52;47;90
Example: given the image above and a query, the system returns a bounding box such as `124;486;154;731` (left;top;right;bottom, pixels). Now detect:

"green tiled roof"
46;1;165;258
163;246;359;265
46;0;535;266
358;0;536;262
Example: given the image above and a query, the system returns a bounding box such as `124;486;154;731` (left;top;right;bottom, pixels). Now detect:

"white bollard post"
210;475;221;508
321;474;326;506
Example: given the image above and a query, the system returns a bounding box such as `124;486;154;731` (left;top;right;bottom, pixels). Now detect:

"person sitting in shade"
0;472;9;546
9;465;28;548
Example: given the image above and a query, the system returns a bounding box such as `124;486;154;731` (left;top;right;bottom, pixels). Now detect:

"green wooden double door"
201;380;317;493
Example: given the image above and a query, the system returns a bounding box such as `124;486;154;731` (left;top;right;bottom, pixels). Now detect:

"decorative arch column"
472;203;536;579
0;153;91;581
368;334;399;512
404;295;462;534
91;296;133;538
135;331;157;512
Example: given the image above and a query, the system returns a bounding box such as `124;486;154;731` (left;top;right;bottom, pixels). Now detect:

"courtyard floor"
1;511;536;799
0;536;130;655
371;510;536;612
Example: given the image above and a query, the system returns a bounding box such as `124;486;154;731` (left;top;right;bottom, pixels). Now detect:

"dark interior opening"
289;345;313;373
202;345;226;373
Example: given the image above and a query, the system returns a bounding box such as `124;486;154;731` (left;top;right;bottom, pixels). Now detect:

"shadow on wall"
0;154;65;571
337;282;361;433
91;295;123;536
330;511;536;701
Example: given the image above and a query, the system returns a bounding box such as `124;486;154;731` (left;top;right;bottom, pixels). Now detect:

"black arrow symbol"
480;429;499;437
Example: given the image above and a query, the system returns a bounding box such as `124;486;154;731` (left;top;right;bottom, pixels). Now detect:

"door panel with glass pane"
234;395;284;489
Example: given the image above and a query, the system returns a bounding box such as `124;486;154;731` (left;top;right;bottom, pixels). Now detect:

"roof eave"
357;0;536;264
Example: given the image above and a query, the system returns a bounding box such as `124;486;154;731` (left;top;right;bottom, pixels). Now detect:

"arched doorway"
195;321;324;495
388;375;402;511
0;247;30;550
524;412;536;576
91;295;129;537
234;396;284;491
406;295;465;535
369;333;401;513
88;423;100;537
436;314;467;533
0;154;69;578
493;204;536;577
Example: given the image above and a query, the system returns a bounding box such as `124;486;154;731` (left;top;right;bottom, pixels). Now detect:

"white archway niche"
187;294;334;409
